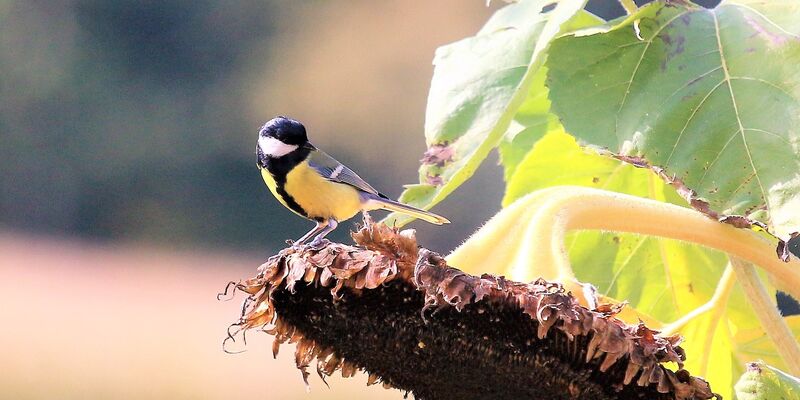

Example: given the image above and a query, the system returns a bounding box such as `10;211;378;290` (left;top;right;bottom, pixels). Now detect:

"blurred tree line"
1;1;284;248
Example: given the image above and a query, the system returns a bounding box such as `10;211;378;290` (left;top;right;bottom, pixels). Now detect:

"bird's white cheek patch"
259;136;298;157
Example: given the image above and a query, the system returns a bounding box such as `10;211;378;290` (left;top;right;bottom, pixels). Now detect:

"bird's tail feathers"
365;197;449;225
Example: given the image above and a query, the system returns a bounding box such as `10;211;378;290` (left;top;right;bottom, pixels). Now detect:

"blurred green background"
0;0;511;255
0;1;652;398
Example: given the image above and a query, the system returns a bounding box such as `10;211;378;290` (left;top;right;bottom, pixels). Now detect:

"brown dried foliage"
420;143;455;167
224;221;718;400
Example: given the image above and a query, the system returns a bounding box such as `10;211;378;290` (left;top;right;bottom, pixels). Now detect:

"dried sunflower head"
224;222;718;400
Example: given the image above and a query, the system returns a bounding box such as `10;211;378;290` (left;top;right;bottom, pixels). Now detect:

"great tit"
256;116;449;247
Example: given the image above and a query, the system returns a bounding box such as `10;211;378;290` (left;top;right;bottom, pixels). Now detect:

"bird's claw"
306;238;330;250
282;238;329;252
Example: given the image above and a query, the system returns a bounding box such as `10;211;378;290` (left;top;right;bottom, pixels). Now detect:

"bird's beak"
303;142;316;151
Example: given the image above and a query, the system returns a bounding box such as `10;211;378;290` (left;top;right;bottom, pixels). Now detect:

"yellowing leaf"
496;130;794;396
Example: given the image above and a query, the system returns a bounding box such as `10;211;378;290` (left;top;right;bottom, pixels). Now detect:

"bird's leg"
360;210;375;237
293;219;329;247
307;218;338;249
361;210;373;225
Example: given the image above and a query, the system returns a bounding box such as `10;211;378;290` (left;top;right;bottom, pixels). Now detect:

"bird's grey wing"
307;148;381;195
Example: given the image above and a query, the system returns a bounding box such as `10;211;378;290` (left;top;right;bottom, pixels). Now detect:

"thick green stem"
448;186;800;302
729;257;800;376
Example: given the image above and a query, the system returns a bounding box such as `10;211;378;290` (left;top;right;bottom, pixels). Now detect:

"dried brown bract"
224;222;718;400
421;143;455;167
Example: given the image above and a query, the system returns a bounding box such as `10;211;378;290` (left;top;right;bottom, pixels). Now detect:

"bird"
256;116;449;247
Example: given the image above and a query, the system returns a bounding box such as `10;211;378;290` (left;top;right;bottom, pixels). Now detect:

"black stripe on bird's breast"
262;146;312;219
275;181;308;219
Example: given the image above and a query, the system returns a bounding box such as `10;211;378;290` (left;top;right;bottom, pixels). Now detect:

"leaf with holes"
546;1;800;238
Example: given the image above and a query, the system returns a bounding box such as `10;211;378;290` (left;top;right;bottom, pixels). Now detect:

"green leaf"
679;310;740;400
735;361;800;400
496;69;553;182
498;11;604;182
503;130;792;399
504;127;618;206
386;0;590;226
498;122;549;182
734;316;800;373
728;0;800;36
546;1;800;238
505;131;729;318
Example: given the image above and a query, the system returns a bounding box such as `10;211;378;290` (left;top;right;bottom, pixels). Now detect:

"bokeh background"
0;1;698;398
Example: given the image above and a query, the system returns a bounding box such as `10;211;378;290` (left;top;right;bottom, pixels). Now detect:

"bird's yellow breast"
262;161;363;221
261;168;292;210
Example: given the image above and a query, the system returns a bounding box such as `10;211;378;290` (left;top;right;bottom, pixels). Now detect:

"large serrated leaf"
546;1;800;238
385;0;590;226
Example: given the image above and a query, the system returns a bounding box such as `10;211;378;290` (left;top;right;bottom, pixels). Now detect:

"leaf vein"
658;66;723;109
605;237;649;295
664;80;726;165
729;76;797;102
726;3;800;39
616;10;693;122
696;128;743;187
712;11;770;218
744;128;794;147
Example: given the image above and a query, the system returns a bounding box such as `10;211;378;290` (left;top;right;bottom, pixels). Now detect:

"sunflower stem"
729;257;800;375
448;186;800;311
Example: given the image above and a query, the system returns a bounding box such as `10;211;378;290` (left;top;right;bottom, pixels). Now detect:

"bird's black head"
256;116;312;168
259;116;308;146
